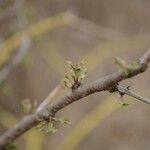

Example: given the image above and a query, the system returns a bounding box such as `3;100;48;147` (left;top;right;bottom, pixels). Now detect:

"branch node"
62;61;87;91
108;83;119;93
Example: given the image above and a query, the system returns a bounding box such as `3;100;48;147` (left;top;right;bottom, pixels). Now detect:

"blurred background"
0;0;150;150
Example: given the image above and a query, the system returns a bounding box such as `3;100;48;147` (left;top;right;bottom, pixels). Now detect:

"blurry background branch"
0;49;150;149
0;0;31;84
0;9;125;85
0;11;75;84
71;17;125;41
0;36;31;84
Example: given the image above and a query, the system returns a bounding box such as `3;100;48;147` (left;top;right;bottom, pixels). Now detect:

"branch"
0;49;150;149
0;0;31;85
117;85;150;105
36;84;63;112
0;36;31;84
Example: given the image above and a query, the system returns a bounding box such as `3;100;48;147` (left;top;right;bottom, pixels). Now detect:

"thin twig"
117;85;150;105
0;36;31;84
36;84;64;113
0;49;150;149
0;0;31;85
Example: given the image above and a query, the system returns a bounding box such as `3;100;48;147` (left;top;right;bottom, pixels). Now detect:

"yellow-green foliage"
115;57;141;76
84;34;150;72
0;12;75;69
63;61;87;89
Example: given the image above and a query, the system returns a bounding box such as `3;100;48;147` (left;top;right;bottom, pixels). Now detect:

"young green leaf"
122;103;129;108
6;143;17;150
46;122;57;134
53;116;71;125
63;61;87;89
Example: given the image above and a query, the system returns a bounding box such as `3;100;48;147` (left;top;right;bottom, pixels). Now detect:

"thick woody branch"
0;49;150;149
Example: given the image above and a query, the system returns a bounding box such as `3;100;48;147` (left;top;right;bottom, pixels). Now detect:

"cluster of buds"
115;57;140;76
63;61;87;90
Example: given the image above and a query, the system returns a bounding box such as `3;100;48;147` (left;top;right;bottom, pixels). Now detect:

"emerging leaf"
6;143;17;150
36;120;57;134
21;99;37;113
53;116;71;125
21;99;32;113
63;61;87;89
122;103;129;108
46;122;57;134
115;57;141;76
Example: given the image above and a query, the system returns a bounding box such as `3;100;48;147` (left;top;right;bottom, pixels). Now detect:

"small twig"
0;36;31;84
0;0;31;85
117;85;150;105
36;84;64;113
